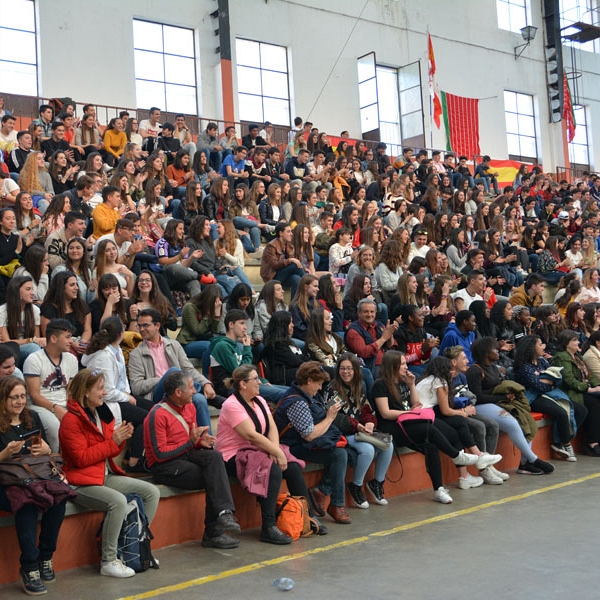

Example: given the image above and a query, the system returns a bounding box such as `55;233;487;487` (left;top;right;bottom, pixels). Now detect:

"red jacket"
59;399;125;486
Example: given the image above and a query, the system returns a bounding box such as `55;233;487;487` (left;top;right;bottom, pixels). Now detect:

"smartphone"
472;241;479;249
20;428;42;446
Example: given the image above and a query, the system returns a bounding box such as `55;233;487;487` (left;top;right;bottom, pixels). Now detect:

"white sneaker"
101;559;135;578
458;473;484;489
434;486;453;504
564;443;577;462
452;450;479;466
490;465;509;481
480;466;503;485
476;452;502;470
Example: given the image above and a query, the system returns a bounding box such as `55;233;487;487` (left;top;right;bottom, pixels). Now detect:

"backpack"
97;493;159;572
275;493;317;540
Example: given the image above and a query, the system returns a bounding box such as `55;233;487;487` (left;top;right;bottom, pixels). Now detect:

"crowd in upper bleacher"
3;98;600;594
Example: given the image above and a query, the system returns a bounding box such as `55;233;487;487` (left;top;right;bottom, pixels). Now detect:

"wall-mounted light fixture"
515;25;538;59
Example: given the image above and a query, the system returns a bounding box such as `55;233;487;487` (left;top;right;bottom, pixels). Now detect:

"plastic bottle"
273;577;295;591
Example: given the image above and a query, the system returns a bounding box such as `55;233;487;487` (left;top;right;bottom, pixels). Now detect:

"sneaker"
564;443;577;462
215;510;241;535
434;486;453;504
259;525;293;545
38;559;55;583
480;466;503;485
517;461;544;475
452;450;479;467
475;452;502;470
533;458;555;473
458;473;484;489
347;482;369;509
201;532;240;549
100;559;135;578
19;569;47;595
550;443;571;460
490;465;509;481
366;479;388;506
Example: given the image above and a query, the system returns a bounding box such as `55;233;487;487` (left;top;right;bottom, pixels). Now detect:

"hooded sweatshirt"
439;322;475;364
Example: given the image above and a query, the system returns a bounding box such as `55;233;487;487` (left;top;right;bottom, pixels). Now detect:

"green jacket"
551;350;599;405
176;303;221;346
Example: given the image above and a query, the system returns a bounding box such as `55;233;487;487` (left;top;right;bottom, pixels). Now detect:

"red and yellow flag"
428;34;442;129
563;73;576;143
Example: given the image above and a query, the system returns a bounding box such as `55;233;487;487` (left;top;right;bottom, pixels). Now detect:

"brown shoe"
308;487;327;517
327;505;352;524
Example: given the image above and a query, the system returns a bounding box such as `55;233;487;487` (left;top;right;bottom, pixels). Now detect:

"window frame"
568;104;592;169
496;0;532;33
504;90;539;163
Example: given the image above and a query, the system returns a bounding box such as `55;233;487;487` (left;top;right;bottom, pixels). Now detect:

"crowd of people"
2;101;600;595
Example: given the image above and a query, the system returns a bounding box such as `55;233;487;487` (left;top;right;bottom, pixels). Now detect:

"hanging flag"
441;91;480;158
563;73;576;143
428;33;442;129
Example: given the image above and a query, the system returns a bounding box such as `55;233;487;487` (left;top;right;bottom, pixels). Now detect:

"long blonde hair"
17;151;43;193
216;219;238;255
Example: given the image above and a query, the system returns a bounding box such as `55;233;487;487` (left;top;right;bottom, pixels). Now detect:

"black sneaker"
533;458;555;474
517;461;543;475
201;532;240;549
347;482;369;509
38;559;55;583
366;479;388;506
215;510;241;535
19;569;47;596
259;525;293;545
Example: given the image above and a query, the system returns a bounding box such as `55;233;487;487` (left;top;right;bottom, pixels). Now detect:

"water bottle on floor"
274;577;295;591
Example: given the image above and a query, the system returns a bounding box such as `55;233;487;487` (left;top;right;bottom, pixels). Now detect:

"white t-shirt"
0;303;41;332
23;349;78;407
452;288;483;310
415;376;446;408
139;119;161;138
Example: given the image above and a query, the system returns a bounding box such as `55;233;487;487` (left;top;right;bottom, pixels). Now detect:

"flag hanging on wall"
428;33;442;129
563;73;576;143
441;91;480;158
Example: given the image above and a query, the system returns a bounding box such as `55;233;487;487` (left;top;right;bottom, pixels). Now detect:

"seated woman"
216;364;326;543
289;274;319;342
176;285;223;374
262;311;304;386
305;307;346;370
317;274;344;336
89;274;135;334
229;183;263;254
179;180;205;232
14;191;42;245
370;351;479;504
293;223;326;276
564;301;587;345
513;334;586;462
389;272;418;323
466;337;554;475
329;228;356;278
0;276;45;367
555;278;581;318
52;237;96;303
0;376;70;595
40;271;91;356
274;361;351;524
47;151;79;195
426;274;455;337
95;239;135;298
394;305;437;375
538;235;570;285
82;317;155;473
323;353;393;507
58;369;160;578
129;270;177;333
551;329;600;457
222;283;260;356
375;240;403;304
532;305;565;356
416;357;502;489
41;194;71;238
215;219;252;288
253;280;287;344
343;273;385;325
17;152;54;213
579;268;600;304
14;243;48;305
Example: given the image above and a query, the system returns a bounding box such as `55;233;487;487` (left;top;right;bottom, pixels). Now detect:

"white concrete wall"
31;0;600;169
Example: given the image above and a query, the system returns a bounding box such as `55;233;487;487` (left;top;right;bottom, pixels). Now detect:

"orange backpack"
275;494;316;540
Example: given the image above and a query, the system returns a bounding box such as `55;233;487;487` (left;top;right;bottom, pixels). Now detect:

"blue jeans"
183;340;211;375
541;270;567;284
152;367;211;430
259;383;288;404
215;266;251;294
233;216;261;250
18;342;41;368
273;264;305;298
346;434;394;485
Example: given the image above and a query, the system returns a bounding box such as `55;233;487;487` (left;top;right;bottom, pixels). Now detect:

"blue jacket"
439;322;475;364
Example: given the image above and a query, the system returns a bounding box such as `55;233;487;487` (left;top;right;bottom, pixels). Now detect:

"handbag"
0;454;67;487
354;430;393;451
396;408;435;425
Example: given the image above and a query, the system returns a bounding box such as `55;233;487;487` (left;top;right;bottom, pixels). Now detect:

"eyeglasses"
8;393;27;401
244;376;260;383
338;367;354;372
138;278;152;284
137;322;156;329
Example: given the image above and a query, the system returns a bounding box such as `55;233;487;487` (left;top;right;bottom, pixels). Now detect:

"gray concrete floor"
2;458;600;600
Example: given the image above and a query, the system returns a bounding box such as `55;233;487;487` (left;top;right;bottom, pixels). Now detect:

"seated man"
285;148;311;188
245;146;271;186
144;370;241;549
128;308;215;427
156;122;180;166
219;145;249;184
345;298;396;381
35;104;54;140
40;121;74;163
474;155;499;196
407;229;430;264
260;222;305;298
0;115;18;155
197;122;227;172
45;211;88;271
139;106;161;154
23;319;78;451
453;269;489;311
241;124;267;150
209;309;287;404
91;185;124;239
509;273;545;316
304;150;333;193
7;130;33;176
439;310;476;364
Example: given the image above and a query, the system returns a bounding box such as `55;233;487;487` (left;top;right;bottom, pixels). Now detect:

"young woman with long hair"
179;179;205;231
427;274;455;335
167;149;194;197
88;273;135;334
289;273;319;342
41;194;71;237
74;113;102;156
532;305;566;356
538;235;571;284
253;280;287;343
262;310;304;386
81;316;155;472
13;191;41;249
375;239;403;302
108;171;137;214
555;278;581;317
258;183;284;240
17;152;54;209
47;150;79;195
40;271;91;355
94;239;134;297
14;243;48;305
203;176;231;222
564;301;587;344
579;268;600;304
192;149;217;193
215;219;251;287
317;274;344;335
140;178;168;226
229;182;263;253
129;270;177;332
389;272;418;323
52;236;96;303
143;152;174;208
292;223;324;276
305;307;345;368
27;121;42;151
124;117;143;146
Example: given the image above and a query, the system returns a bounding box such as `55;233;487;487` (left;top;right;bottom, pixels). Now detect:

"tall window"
497;0;532;33
0;0;37;95
560;0;599;52
504;91;538;162
133;19;197;114
569;105;591;169
236;39;290;127
376;66;401;156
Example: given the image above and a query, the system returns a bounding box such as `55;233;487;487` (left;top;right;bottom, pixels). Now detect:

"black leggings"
379;419;461;490
226;457;310;528
531;395;588;444
119;398;154;459
583;393;600;444
434;411;478;449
